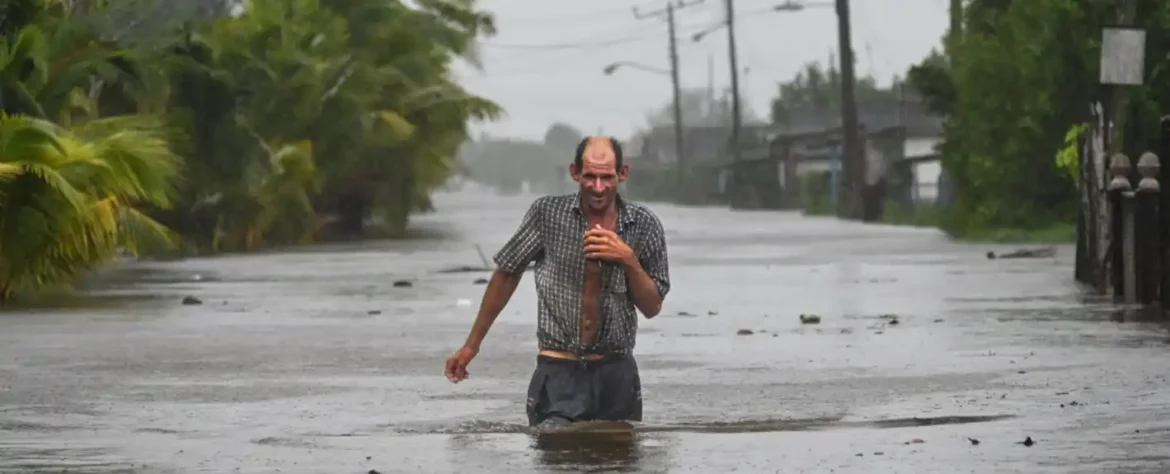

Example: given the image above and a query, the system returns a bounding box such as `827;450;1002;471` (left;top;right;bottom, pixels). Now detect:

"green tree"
0;114;181;305
906;0;1118;235
0;0;505;304
769;60;895;125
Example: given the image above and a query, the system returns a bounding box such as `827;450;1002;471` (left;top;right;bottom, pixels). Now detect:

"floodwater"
2;190;1170;474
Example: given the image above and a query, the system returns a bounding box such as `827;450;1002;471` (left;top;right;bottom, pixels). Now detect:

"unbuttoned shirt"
493;193;671;356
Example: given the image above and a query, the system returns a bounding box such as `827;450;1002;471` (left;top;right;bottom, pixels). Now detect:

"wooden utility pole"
834;0;864;220
724;0;743;171
1106;0;1138;155
635;0;701;197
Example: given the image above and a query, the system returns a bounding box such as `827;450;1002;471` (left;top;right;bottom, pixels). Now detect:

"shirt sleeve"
493;198;545;273
637;210;670;299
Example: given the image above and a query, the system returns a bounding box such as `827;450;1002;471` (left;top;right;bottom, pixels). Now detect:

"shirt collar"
571;192;636;227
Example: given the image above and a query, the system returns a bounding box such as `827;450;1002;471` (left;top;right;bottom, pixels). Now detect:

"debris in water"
799;313;821;324
437;265;492;274
367;310;381;315
473;278;488;285
736;329;754;335
181;296;202;306
905;438;925;444
987;247;1056;260
707;311;718;316
393;280;413;288
968;437;980;445
1021;436;1035;447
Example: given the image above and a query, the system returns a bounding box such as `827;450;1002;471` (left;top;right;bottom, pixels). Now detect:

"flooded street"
3;190;1170;473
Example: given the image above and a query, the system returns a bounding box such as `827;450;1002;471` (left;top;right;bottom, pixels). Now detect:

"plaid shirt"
493;193;671;355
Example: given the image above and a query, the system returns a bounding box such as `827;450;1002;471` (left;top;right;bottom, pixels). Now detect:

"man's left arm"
622;214;670;318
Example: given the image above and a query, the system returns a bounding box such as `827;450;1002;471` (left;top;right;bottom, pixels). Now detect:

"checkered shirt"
493;193;671;355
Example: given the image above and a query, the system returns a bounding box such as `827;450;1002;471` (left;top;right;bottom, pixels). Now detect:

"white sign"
1100;27;1146;85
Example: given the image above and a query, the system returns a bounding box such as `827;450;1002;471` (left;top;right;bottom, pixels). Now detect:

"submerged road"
2;190;1169;473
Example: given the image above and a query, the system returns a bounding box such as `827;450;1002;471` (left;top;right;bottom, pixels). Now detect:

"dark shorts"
525;354;642;427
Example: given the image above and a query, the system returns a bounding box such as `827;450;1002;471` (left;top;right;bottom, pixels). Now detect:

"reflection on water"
532;430;644;472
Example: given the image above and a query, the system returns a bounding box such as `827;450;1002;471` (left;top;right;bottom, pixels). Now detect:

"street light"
772;1;834;12
602;61;671;76
691;2;834;43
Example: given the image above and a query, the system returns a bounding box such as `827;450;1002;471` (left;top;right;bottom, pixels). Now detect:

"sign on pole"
1100;27;1146;86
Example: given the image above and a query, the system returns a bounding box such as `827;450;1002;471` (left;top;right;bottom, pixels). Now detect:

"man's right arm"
461;200;545;350
462;269;524;350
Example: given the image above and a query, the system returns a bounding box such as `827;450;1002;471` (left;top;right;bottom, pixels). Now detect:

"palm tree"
0;113;181;305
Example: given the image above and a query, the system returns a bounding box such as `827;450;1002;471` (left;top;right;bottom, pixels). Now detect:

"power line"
478;6;777;53
479;31;663;50
498;4;661;27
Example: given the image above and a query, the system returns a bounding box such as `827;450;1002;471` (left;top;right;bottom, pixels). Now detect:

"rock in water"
181;296;202;305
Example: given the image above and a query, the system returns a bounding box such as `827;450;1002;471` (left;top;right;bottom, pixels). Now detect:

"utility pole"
635;0;701;199
834;0;865;220
1106;0;1138;155
724;0;742;177
707;54;715;115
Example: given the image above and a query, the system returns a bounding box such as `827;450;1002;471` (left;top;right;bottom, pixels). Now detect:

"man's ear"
569;163;581;178
617;164;629;183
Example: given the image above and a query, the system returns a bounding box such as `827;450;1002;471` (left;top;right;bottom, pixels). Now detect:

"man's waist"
537;350;629;365
538;349;611;360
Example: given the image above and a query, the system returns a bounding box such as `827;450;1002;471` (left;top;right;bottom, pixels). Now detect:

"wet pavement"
2;190;1170;473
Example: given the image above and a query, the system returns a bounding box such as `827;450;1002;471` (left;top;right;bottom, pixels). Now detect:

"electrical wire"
477;3;803;52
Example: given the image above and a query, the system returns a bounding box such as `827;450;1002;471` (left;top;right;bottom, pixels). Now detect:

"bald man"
445;135;671;429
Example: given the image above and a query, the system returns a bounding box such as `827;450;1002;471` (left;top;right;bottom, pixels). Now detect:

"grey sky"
454;0;949;141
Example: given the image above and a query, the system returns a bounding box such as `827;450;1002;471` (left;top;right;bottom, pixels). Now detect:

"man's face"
571;136;628;212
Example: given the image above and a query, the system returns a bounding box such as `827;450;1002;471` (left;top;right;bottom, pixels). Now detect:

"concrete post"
1136;152;1161;304
1107;153;1133;302
1137;151;1161;191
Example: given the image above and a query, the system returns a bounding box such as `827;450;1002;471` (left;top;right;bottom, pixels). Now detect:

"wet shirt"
493;194;671;355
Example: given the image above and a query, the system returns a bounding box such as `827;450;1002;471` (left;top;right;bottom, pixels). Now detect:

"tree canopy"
0;0;501;304
902;0;1170;235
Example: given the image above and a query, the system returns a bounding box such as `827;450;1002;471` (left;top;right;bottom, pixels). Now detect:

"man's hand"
445;345;478;383
584;225;635;265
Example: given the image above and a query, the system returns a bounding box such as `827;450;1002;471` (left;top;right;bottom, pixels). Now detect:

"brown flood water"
2;189;1170;473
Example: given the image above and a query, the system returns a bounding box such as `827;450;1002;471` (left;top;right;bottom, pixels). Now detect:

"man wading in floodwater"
444;135;670;429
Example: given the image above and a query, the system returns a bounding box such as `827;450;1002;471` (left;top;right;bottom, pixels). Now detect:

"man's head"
570;135;628;212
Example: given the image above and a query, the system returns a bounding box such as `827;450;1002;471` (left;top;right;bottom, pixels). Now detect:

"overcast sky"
453;0;949;141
